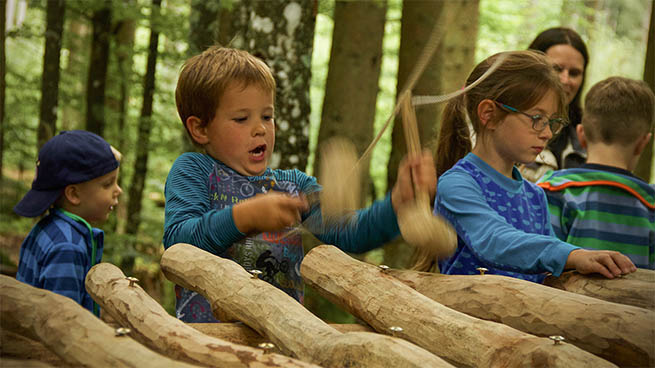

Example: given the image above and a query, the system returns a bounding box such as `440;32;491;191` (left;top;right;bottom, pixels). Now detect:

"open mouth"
250;144;267;157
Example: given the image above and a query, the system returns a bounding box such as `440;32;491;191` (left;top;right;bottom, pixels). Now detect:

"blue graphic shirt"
437;153;577;282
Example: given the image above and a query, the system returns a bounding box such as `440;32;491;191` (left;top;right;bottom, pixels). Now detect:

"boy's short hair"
175;47;276;143
582;77;655;145
14;130;119;218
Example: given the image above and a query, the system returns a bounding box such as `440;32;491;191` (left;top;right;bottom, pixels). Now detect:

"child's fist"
233;192;309;234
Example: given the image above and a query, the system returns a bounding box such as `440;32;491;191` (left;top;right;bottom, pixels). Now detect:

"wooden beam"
544;270;655;310
86;262;319;368
0;275;199;368
301;245;617;368
161;243;452;368
388;269;654;367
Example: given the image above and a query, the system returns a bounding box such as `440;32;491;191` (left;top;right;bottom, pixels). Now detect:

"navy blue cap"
14;130;119;217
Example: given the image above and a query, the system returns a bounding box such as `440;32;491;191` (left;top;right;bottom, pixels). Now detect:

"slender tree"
37;0;66;149
635;1;654;182
383;0;445;269
60;6;90;131
125;0;161;235
86;0;112;136
313;0;387;207
0;0;6;181
225;0;317;171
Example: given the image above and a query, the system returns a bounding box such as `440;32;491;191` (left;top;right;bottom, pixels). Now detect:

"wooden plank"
301;245;618;368
389;269;654;367
160;243;453;368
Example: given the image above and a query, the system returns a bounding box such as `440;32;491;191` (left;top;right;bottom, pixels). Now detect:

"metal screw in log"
476;267;488;275
115;327;131;336
378;264;390;273
258;342;275;354
549;335;565;345
125;276;139;287
397;91;457;259
389;326;403;336
249;269;263;279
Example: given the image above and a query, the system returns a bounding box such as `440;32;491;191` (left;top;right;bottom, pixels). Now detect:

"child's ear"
477;99;496;128
63;185;81;206
576;124;587;150
186;116;210;145
634;132;652;157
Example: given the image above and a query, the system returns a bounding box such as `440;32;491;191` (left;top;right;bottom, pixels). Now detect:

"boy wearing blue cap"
14;130;123;316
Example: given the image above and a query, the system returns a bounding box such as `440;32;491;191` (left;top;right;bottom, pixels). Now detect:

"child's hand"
391;149;437;213
233;192;309;234
565;249;637;278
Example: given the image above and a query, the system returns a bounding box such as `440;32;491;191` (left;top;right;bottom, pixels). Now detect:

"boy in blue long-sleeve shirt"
165;47;436;322
14;130;123;316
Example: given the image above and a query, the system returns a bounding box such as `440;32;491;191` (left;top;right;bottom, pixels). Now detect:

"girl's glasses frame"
493;101;568;135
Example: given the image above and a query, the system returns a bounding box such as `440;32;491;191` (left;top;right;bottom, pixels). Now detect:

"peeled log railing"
0;275;199;368
160;243;452;368
85;262;318;368
300;245;617;368
543;270;655;311
388;269;654;367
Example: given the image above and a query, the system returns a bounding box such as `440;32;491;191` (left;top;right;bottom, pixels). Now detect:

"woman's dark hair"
528;27;589;164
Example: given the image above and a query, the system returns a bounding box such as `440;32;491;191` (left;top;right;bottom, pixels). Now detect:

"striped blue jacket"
16;209;104;313
538;167;655;269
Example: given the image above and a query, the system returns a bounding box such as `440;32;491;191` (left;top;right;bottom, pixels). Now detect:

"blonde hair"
583;76;654;145
435;50;567;177
175;47;276;144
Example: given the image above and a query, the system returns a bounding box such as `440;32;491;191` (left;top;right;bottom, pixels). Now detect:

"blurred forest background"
1;0;653;322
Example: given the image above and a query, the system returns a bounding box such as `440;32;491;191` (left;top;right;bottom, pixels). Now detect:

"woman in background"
521;27;589;181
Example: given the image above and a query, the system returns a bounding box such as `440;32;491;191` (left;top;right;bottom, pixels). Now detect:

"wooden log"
625;268;655;282
188;323;373;348
0;358;55;368
301;245;617;368
86;262;317;368
1;329;69;367
388;269;655;367
543;271;655;310
161;243;453;368
0;275;199;368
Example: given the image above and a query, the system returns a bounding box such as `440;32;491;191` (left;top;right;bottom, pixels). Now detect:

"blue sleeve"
163;154;244;255
437;170;577;276
310;193;400;253
39;243;87;304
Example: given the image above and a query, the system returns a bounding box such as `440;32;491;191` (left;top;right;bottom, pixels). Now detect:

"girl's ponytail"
436;94;471;178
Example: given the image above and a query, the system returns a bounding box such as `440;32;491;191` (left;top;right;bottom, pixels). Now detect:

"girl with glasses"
414;50;635;282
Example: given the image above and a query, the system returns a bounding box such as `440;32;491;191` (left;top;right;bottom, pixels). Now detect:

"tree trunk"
160;243;452;368
383;0;445;270
37;0;66;149
60;16;89;131
543;271;655;310
225;0;316;171
301;245;617;368
313;0;387;206
1;329;69;367
635;0;654;182
125;0;160;235
86;262;320;368
388;269;654;368
0;0;5;181
0;275;199;368
85;0;111;136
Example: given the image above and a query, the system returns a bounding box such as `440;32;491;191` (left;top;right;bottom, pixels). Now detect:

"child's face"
204;82;275;176
491;90;559;165
74;168;122;224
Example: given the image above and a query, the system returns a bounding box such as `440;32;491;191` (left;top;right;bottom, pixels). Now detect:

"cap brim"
13;188;63;217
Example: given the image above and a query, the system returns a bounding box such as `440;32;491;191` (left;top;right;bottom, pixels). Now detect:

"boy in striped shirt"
539;77;654;269
14;130;123;315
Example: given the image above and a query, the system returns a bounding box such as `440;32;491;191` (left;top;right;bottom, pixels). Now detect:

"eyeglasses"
494;101;568;135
